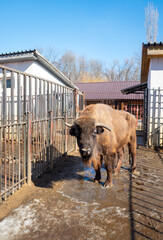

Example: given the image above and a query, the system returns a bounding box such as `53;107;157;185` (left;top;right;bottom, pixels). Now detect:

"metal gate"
144;88;163;147
0;65;80;201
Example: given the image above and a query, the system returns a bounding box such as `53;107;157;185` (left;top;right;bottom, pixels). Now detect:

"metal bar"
151;89;156;146
3;69;7;126
49;111;53;169
23;75;27;114
0;177;27;197
157;88;161;146
27;112;31;185
17;73;21;123
29;77;32;113
11;71;15;194
51;83;53;113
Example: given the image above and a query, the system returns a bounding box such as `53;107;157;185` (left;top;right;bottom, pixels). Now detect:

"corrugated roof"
75;81;143;100
0;49;36;57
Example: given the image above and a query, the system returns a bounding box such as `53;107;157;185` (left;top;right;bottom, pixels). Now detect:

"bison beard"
65;104;137;188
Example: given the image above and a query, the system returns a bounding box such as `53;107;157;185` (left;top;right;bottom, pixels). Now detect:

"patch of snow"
0;204;36;240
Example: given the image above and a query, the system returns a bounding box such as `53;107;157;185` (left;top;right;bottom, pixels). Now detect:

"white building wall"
148;57;163;146
25;61;65;86
1;61;32;72
1;61;66;86
149;57;163;89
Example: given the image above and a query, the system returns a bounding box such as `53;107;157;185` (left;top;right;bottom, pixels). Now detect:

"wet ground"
0;146;162;240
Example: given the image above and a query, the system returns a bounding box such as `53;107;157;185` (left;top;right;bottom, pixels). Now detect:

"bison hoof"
132;170;140;176
104;182;113;188
114;170;119;176
94;178;100;183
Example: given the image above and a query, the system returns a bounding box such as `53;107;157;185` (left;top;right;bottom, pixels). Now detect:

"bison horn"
65;122;73;128
95;123;111;132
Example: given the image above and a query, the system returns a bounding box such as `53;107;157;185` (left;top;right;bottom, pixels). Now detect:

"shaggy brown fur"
68;104;137;187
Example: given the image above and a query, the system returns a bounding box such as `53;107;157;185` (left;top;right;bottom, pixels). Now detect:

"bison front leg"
104;153;115;188
93;158;101;183
94;165;101;183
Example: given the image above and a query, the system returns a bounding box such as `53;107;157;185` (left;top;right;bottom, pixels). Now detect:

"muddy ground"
0;146;162;240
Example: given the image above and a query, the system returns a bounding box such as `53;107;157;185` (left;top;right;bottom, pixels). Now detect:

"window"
7;79;11;88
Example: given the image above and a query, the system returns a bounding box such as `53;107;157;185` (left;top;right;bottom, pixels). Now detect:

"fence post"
49;111;54;169
64;112;68;153
151;89;156;147
27;112;32;185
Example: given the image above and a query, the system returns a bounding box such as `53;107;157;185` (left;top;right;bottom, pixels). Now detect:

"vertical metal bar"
51;83;53;113
39;79;42;119
47;81;50;114
64;88;68;153
35;78;37;120
11;71;15;193
53;85;57;159
47;82;50;162
3;69;7;126
23;75;27;183
27;112;31;185
43;80;46;117
29;77;32;113
49;111;53;169
23;75;27;114
17;73;21;123
2;69;7;199
151;89;156;146
157;88;161;146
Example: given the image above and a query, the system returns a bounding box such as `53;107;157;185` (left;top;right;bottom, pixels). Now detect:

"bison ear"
69;125;78;137
96;126;104;134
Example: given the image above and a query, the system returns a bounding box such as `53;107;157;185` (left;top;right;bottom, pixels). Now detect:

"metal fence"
0;65;79;201
145;88;163;147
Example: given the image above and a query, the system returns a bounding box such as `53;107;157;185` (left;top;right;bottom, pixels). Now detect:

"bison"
65;104;137;187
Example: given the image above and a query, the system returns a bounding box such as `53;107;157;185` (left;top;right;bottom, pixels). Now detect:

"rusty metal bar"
3;69;7;126
27;112;31;185
49;111;53;169
11;71;15;194
29;77;32;113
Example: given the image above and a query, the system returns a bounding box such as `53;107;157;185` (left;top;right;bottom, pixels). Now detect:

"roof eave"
0;54;37;63
121;82;147;95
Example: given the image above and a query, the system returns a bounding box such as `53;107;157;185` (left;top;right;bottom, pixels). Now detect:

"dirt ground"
0;146;162;240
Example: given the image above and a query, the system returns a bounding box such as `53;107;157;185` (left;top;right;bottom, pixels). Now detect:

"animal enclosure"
0;65;82;201
144;88;163;147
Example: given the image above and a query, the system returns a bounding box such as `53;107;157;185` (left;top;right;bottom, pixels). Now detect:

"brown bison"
65;104;137;187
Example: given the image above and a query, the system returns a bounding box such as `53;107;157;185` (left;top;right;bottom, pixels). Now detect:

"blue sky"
0;0;163;65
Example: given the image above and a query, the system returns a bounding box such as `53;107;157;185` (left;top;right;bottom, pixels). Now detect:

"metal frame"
0;65;81;201
145;88;163;147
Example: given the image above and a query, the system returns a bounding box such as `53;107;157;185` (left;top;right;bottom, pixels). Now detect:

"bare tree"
145;2;159;43
37;47;60;65
37;47;140;83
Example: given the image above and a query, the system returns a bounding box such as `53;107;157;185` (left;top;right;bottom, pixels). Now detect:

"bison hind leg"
128;141;136;172
114;147;124;175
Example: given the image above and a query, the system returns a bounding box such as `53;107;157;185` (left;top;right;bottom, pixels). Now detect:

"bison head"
65;117;111;163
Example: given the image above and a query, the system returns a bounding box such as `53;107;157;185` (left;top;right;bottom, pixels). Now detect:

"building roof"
121;82;147;95
141;42;163;83
75;81;143;100
0;49;77;89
